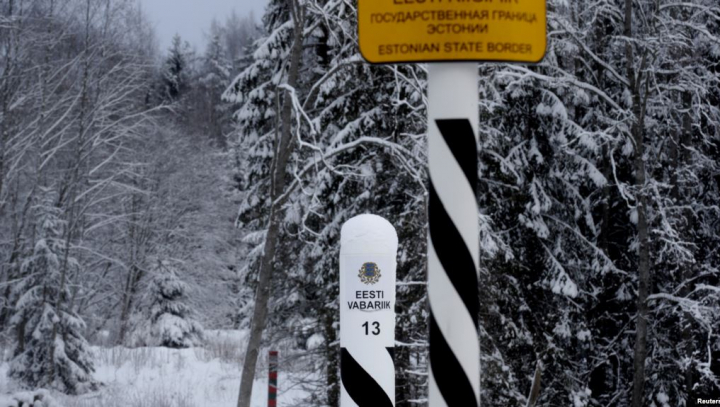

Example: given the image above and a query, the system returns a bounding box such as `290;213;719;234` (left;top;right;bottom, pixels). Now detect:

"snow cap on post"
341;214;398;255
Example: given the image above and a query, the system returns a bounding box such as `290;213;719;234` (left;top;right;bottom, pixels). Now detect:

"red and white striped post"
268;351;278;407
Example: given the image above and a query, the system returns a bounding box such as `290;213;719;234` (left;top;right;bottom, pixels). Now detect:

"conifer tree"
163;34;191;101
145;260;204;349
9;191;98;395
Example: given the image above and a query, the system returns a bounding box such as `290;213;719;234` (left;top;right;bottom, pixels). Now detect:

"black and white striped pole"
340;214;397;407
427;63;480;407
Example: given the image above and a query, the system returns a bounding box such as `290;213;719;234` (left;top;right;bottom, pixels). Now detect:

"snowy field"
0;331;310;407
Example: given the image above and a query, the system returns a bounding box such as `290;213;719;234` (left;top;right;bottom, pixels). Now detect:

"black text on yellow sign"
358;0;547;64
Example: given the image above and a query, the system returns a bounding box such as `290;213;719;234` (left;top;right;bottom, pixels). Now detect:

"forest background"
0;1;719;407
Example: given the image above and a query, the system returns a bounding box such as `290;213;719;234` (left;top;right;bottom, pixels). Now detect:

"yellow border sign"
358;0;547;64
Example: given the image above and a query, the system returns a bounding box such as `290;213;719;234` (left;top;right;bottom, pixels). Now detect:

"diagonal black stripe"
435;119;478;190
386;347;395;362
341;348;393;407
429;183;479;329
430;313;478;407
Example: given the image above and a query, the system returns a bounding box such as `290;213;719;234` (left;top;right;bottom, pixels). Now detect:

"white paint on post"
427;62;481;407
340;214;397;407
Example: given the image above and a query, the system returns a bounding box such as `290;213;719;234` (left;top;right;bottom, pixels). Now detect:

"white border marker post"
340;214;398;407
427;63;480;407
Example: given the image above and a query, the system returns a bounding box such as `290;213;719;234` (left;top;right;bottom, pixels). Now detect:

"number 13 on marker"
362;321;381;336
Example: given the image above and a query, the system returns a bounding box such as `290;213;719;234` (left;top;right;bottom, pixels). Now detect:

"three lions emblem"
358;262;381;285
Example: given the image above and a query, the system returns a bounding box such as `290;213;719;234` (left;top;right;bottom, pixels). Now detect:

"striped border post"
427;62;480;407
340;214;398;407
268;351;278;407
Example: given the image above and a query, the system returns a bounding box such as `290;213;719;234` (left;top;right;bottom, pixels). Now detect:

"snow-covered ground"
0;331;310;407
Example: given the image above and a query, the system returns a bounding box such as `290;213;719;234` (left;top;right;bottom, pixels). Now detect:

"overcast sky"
140;0;267;52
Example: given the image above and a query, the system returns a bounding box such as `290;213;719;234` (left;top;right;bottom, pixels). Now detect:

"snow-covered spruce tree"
162;34;192;101
472;2;637;405
639;2;720;404
476;31;627;407
143;260;203;348
224;0;431;405
476;0;720;405
9;190;98;394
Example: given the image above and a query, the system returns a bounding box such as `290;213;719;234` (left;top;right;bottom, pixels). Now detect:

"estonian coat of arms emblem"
359;262;381;285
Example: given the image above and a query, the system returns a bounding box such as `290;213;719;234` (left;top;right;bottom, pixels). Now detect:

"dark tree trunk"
236;2;305;406
624;0;652;405
325;311;340;407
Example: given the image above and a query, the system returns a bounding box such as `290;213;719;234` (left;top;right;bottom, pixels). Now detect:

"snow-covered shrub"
196;330;245;365
0;390;63;407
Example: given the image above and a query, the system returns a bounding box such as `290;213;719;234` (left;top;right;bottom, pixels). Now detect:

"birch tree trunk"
236;2;305;406
48;0;93;384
